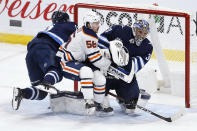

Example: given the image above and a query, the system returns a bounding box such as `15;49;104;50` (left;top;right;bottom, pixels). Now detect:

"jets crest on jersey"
98;25;153;78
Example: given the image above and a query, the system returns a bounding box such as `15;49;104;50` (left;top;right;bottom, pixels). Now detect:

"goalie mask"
83;12;101;33
133;20;150;46
110;40;129;67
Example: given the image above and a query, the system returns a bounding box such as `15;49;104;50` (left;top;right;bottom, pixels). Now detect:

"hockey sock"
22;86;48;100
42;68;62;85
93;85;105;103
80;78;94;99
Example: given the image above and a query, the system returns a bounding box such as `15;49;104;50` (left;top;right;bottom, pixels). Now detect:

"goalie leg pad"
50;91;95;115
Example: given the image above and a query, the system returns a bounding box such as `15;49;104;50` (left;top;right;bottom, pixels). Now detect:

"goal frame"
73;3;191;108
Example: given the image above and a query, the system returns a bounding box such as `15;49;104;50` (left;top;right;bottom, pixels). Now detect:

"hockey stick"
108;92;185;122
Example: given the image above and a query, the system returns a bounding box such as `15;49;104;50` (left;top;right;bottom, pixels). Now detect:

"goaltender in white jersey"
54;12;113;116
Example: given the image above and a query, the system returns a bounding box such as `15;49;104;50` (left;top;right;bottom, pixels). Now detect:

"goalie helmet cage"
73;3;192;108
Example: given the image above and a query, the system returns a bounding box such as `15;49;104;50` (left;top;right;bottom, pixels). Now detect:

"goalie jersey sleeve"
98;25;153;74
98;25;120;49
61;26;111;70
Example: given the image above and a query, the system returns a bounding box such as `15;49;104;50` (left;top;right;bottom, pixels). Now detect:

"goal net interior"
74;3;197;108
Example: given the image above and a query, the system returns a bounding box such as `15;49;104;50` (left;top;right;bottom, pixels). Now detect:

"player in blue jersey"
98;20;153;114
12;10;77;110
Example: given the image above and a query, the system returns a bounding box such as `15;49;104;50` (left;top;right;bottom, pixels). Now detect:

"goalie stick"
108;92;185;122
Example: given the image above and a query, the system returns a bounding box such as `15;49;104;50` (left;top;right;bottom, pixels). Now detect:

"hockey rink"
0;43;197;131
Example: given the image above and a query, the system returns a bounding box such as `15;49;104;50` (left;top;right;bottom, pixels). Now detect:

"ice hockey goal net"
73;3;197;108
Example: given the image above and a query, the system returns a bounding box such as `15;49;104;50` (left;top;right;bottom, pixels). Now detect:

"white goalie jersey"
58;26;111;70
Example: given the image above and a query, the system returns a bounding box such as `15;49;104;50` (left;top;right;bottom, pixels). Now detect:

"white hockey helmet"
83;11;100;25
83;12;100;31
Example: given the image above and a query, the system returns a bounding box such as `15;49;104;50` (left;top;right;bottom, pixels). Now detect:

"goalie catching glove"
109;40;129;67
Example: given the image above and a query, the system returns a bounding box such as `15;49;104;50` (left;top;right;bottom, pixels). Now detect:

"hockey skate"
85;99;96;109
118;98;138;114
138;89;151;107
94;101;114;117
12;87;23;110
36;82;59;94
118;89;151;114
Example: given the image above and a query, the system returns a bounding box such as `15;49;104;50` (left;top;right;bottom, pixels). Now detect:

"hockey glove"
109;40;129;67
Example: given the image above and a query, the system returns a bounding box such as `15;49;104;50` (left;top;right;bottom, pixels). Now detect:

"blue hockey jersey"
27;22;77;50
98;25;153;74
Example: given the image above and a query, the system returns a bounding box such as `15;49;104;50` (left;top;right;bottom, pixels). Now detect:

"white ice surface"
0;43;197;131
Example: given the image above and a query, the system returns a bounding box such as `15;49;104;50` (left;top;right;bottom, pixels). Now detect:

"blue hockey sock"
43;69;62;85
22;86;47;100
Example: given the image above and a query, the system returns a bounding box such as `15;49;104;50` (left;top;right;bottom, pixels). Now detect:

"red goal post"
73;3;191;108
